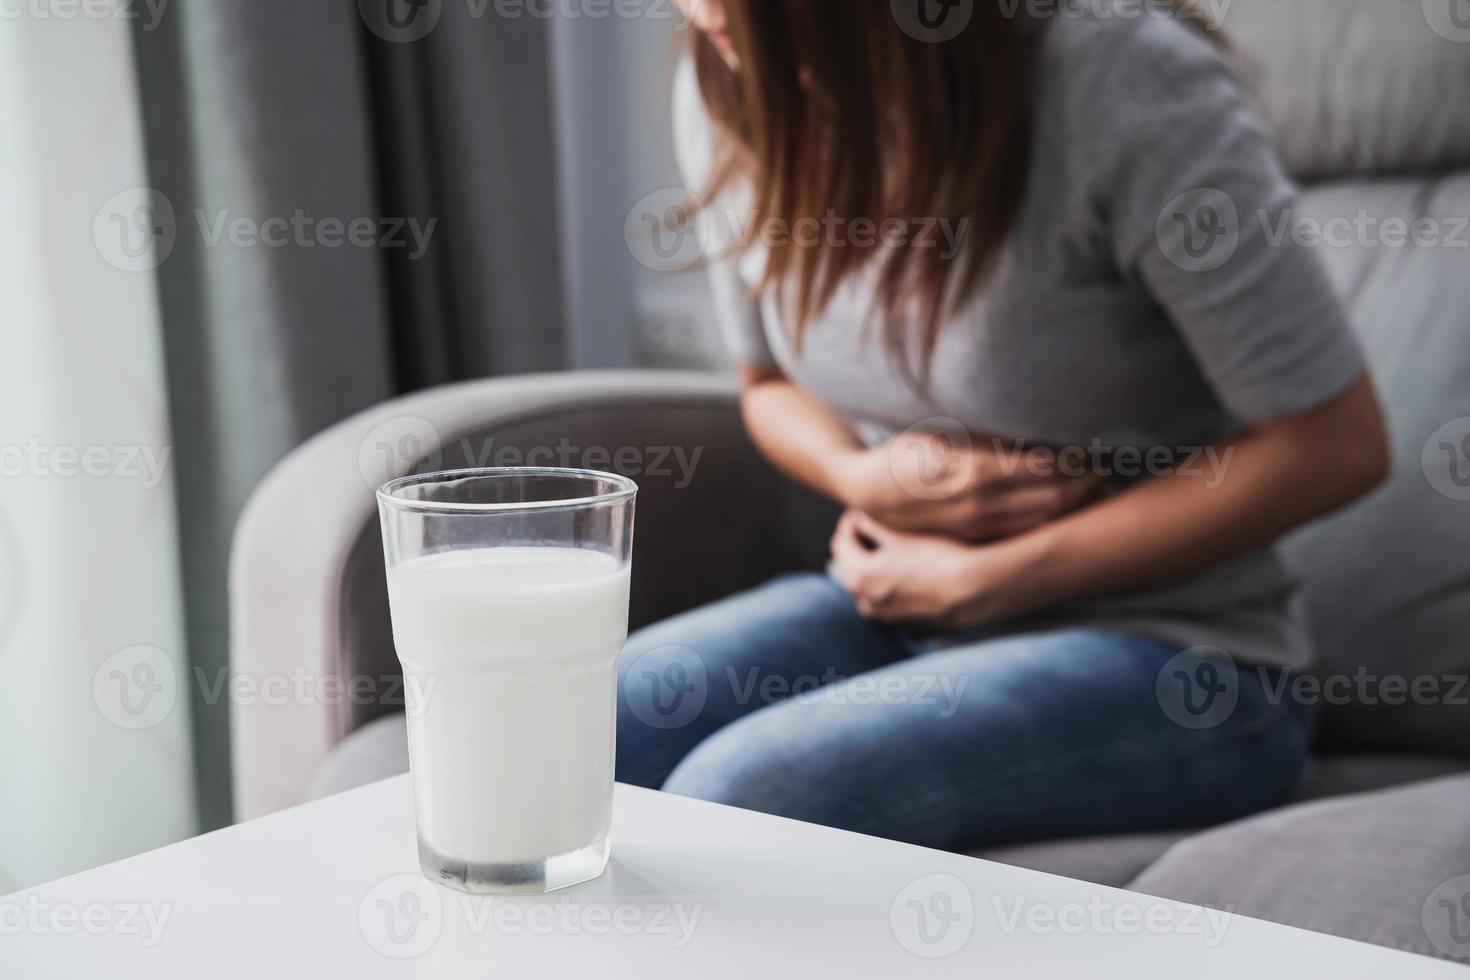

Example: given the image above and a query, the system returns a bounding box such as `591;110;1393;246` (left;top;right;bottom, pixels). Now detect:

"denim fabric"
616;573;1311;852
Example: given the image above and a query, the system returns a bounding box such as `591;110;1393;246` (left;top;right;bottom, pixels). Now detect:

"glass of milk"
377;468;637;894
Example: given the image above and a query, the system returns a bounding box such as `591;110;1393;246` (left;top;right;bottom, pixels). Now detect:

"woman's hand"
829;511;1042;625
826;432;1105;543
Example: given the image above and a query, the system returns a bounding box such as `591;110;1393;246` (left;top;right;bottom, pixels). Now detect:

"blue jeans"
615;573;1310;852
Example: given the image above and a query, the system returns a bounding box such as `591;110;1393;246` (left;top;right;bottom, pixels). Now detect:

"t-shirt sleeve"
1076;18;1365;422
671;56;775;368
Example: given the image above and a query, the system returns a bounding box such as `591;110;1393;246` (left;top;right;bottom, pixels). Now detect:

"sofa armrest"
228;370;835;820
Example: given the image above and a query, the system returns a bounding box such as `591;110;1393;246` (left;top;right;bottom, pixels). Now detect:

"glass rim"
377;467;639;515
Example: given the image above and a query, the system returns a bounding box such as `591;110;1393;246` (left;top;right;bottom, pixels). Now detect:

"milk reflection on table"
386;546;631;866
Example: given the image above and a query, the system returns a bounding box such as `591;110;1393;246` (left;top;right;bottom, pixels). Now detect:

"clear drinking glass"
377;468;637;894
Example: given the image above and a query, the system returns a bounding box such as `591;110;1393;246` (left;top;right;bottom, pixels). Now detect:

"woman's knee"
659;697;875;830
660;714;807;815
617;571;879;730
615;572;858;786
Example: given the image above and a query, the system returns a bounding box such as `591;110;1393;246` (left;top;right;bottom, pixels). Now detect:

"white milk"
386;547;631;865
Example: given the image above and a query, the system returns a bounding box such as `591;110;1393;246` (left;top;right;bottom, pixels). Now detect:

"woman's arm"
737;365;866;499
832;375;1390;623
1009;375;1389;611
740;366;1105;541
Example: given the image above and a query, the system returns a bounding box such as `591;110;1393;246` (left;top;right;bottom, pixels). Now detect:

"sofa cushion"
1291;753;1470;802
974;754;1468;887
1280;175;1470;756
976;831;1195;888
1130;774;1470;962
1227;0;1470;180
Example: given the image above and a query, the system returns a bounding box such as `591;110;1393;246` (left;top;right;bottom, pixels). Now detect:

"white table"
4;776;1463;978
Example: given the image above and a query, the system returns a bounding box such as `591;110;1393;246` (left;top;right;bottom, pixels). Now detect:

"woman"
615;0;1389;852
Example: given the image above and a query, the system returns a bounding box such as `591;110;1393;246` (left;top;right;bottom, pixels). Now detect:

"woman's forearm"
740;367;1109;539
988;376;1390;616
739;368;866;502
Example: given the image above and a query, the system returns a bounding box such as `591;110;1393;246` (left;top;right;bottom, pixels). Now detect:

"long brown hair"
688;0;1220;379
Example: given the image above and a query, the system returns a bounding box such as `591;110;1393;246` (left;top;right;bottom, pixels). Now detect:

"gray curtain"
133;0;566;828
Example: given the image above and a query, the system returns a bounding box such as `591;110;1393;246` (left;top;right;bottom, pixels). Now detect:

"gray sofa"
230;0;1470;962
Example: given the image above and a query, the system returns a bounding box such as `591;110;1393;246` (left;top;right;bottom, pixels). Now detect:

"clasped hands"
827;431;1105;626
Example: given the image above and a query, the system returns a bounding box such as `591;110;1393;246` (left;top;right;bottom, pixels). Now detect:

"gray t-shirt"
672;6;1366;669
